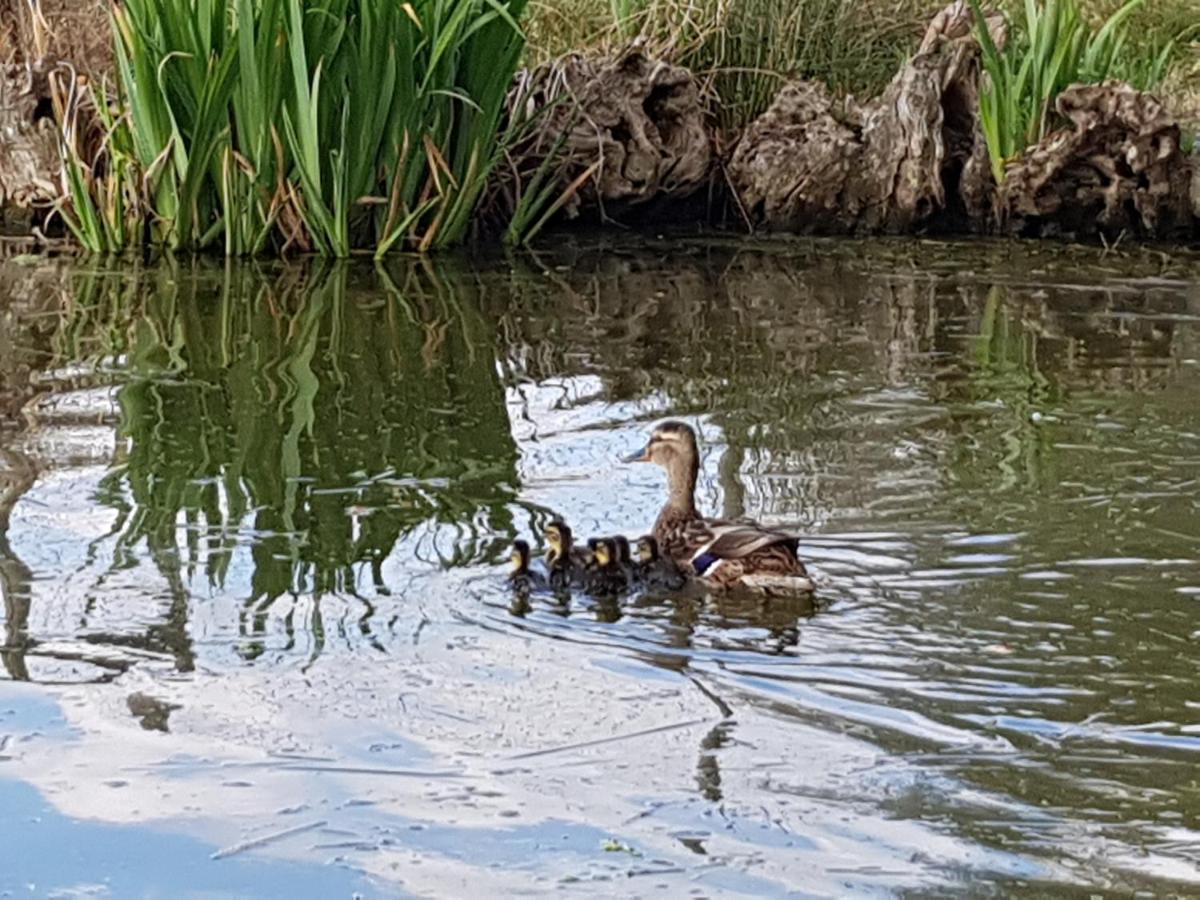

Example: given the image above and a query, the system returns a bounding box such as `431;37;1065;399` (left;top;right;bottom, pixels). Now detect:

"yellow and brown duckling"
508;540;545;592
612;535;636;581
586;537;630;596
624;421;814;596
635;534;686;592
545;519;589;588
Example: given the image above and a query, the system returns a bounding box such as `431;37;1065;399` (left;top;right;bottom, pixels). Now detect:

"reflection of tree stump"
729;1;1003;234
502;48;712;218
1000;84;1195;240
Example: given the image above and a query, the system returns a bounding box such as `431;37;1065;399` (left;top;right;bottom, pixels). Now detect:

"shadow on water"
0;237;1197;894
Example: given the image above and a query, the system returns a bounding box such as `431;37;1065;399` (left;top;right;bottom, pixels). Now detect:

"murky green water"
0;237;1198;896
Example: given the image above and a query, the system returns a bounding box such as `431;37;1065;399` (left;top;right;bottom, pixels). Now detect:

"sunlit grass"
525;0;1200;134
969;0;1184;184
60;0;530;256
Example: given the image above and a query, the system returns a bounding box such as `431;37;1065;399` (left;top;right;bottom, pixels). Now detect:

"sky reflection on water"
0;237;1198;895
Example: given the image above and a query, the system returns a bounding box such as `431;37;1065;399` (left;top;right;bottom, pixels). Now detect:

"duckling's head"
622;421;699;472
614;535;632;565
511;539;531;573
636;535;660;563
545;520;572;563
593;538;614;568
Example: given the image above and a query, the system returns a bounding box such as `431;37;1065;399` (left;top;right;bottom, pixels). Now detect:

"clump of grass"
969;0;1179;184
524;0;938;131
525;0;1200;136
59;0;529;256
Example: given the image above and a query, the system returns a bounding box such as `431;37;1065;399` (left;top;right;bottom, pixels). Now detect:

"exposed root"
1000;83;1196;240
728;1;1005;235
493;46;713;225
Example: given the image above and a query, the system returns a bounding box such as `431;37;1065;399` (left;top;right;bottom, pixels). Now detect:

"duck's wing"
690;520;797;574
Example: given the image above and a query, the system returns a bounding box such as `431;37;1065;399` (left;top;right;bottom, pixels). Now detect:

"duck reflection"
0;239;1192;681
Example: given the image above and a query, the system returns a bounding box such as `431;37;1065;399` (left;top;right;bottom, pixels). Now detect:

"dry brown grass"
526;0;1200;132
0;0;111;73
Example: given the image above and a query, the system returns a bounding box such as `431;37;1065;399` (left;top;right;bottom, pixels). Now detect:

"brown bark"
502;47;712;218
0;61;61;223
729;1;1003;235
1000;84;1195;240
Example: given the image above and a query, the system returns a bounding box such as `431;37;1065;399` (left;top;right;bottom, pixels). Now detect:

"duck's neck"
664;455;698;517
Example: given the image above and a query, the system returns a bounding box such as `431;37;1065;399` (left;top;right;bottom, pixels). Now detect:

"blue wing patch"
691;551;722;576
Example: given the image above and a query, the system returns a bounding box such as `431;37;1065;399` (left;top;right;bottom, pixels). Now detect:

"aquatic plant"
968;0;1173;184
59;0;529;256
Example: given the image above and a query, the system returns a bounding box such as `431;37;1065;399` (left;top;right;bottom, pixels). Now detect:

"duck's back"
656;507;807;585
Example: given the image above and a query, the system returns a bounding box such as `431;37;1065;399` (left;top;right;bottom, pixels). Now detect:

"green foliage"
684;0;923;131
61;0;529;256
55;259;525;614
526;0;935;130
969;0;1174;184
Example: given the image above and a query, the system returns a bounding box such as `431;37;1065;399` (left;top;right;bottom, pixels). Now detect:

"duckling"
586;537;629;596
613;535;636;582
635;534;686;592
545;519;588;589
508;540;545;593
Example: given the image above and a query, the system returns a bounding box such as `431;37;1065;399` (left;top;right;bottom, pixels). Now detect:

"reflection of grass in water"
58;260;524;637
962;284;1058;494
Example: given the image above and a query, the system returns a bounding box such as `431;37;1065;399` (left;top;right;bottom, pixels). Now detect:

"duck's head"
593;538;614;568
623;421;699;507
636;535;660;563
545;520;572;564
510;539;531;573
622;420;698;470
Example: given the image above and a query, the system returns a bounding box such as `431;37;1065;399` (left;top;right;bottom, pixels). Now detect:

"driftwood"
0;61;61;224
1000;84;1195;239
503;47;712;218
729;1;1004;234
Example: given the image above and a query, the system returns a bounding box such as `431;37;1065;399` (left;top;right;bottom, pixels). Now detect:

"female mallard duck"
586;537;629;596
623;421;813;595
635;534;686;592
545;519;589;588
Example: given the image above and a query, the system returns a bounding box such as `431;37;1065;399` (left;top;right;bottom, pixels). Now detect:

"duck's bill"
621;444;650;463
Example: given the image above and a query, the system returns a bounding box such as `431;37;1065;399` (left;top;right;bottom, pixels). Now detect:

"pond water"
0;236;1198;896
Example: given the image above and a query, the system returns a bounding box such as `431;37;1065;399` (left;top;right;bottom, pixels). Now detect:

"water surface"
0;237;1198;896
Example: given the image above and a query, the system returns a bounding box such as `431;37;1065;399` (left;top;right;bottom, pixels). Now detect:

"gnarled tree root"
1000;83;1195;240
729;1;1003;235
496;48;712;222
0;62;62;227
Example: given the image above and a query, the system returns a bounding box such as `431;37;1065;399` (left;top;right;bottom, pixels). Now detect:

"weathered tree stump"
501;47;712;219
729;1;1003;235
0;62;62;227
1000;84;1195;240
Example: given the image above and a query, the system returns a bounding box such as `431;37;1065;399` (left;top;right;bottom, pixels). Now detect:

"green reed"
60;0;528;256
969;0;1171;184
